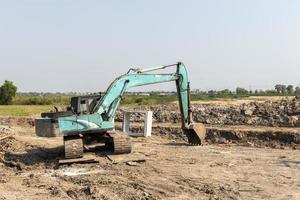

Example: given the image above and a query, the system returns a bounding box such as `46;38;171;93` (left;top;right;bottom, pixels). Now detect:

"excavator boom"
92;63;189;126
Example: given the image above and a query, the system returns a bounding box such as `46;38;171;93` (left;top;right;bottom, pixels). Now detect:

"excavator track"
108;131;132;154
64;137;84;159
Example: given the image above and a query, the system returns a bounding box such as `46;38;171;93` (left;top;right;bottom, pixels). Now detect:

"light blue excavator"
38;62;206;160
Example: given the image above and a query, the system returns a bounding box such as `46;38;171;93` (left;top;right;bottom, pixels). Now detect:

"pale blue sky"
0;0;299;92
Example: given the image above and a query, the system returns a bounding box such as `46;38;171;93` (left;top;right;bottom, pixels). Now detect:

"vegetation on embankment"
12;95;70;105
11;84;300;106
0;79;298;106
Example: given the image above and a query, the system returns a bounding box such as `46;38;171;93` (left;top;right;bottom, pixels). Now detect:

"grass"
121;94;253;105
0;105;54;117
13;95;70;105
122;95;177;105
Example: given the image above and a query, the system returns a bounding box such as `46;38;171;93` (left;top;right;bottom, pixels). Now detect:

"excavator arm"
58;62;205;145
92;63;190;126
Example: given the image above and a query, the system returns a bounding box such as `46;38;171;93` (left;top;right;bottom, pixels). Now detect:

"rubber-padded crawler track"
64;137;84;159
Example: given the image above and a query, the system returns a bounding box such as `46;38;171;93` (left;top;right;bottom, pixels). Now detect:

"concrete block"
122;110;152;137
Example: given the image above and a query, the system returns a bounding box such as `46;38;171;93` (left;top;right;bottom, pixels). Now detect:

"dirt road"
0;125;299;200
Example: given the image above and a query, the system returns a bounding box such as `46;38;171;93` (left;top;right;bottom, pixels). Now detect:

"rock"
126;161;138;166
288;116;299;126
242;109;253;116
218;138;228;144
0;126;13;134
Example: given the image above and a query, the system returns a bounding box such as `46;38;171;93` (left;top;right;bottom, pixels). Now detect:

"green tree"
275;84;283;94
282;85;287;95
0;80;18;105
218;89;232;97
275;84;287;95
287;85;294;94
207;90;216;96
236;87;249;95
295;86;300;95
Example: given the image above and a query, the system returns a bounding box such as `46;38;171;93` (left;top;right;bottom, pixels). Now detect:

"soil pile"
116;97;300;127
0;117;34;127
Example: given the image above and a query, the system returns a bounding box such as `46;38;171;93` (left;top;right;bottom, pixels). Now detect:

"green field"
0;105;53;117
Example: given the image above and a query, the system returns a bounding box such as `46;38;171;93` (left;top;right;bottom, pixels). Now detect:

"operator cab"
68;94;102;115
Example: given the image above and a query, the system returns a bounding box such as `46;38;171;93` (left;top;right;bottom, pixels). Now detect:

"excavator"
35;62;206;161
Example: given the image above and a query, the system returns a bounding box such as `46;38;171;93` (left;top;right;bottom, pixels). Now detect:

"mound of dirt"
0;136;27;171
0;137;23;153
116;97;300;127
0;117;34;127
0;125;14;135
0;136;61;171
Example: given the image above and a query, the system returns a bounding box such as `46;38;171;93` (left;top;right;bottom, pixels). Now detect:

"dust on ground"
0;122;299;200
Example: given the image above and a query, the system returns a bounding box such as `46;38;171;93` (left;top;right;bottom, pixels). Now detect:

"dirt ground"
0;122;299;200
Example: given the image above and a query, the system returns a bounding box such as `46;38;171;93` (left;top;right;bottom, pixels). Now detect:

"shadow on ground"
3;146;64;169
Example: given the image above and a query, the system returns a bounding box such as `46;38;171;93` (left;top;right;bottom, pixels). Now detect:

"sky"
0;0;299;92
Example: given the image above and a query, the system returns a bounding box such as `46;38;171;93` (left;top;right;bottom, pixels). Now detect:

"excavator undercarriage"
59;132;132;164
63;131;132;159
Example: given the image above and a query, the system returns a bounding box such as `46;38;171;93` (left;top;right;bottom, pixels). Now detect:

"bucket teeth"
187;132;201;145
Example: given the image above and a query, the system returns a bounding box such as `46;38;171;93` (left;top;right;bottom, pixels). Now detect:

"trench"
115;122;300;149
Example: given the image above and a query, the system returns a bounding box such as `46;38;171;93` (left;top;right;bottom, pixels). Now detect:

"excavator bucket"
184;123;206;145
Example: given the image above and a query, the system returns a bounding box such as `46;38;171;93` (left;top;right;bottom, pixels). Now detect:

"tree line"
193;84;300;97
0;80;299;105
